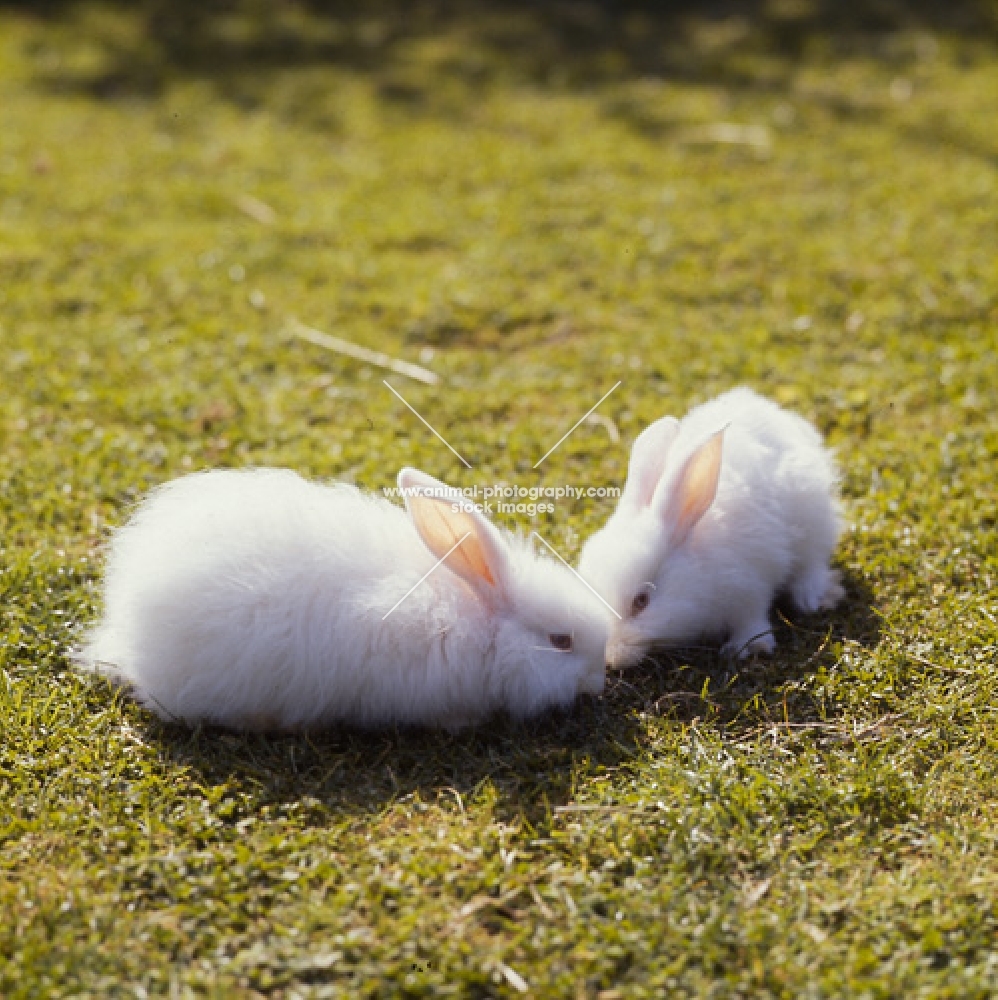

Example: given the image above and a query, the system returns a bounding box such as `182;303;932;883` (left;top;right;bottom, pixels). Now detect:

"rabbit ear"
621;416;680;509
652;428;725;546
398;468;510;604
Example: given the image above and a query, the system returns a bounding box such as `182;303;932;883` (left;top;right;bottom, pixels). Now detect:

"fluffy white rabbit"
578;387;844;664
81;466;610;731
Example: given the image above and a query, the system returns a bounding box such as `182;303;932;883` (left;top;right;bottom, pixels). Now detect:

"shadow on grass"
10;0;997;177
145;698;647;827
135;568;878;824
626;566;881;727
7;0;998;106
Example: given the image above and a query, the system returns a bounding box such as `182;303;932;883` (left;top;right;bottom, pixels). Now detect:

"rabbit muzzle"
605;636;647;671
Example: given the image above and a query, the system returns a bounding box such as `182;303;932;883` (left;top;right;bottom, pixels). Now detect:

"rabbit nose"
606;638;640;670
605;639;623;670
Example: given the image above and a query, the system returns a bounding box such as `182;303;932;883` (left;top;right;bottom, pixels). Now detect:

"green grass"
2;1;998;995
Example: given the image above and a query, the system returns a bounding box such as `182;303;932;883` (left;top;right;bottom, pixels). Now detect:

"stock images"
2;1;996;996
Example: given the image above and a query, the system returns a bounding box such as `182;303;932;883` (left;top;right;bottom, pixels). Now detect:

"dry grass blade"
233;193;277;225
681;123;772;148
288;318;440;385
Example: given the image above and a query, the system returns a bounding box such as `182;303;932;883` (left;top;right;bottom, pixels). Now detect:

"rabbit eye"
631;592;650;614
548;633;573;652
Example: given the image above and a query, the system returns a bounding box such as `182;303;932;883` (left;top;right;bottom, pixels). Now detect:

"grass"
1;0;997;995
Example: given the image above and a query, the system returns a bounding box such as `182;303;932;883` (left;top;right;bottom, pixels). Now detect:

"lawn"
1;1;997;996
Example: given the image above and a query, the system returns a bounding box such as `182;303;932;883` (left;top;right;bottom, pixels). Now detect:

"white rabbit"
578;387;844;664
80;466;610;731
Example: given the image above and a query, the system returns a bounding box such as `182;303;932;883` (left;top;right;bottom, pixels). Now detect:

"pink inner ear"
408;495;495;587
662;428;725;544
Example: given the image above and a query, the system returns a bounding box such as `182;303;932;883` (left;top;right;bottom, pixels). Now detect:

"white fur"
81;467;610;730
578;387;844;664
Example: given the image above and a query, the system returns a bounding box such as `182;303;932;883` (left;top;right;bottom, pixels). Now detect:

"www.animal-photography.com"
1;1;996;996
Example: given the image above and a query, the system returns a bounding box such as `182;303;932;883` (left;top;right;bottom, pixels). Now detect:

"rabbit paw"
792;567;845;613
721;628;776;660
